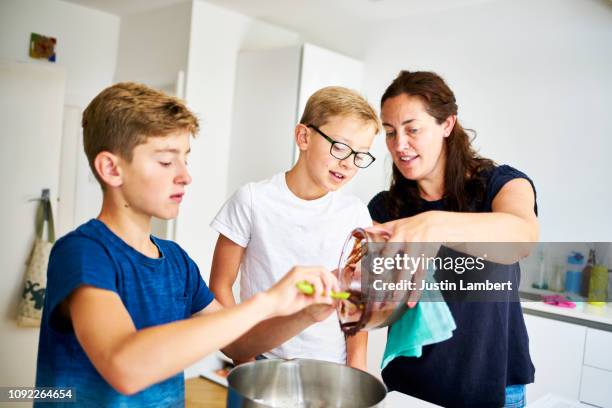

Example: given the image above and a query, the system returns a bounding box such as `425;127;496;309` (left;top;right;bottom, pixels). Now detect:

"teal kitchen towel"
381;278;456;369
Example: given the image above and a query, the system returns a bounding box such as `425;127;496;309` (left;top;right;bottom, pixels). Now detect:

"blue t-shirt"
368;165;537;408
35;219;215;407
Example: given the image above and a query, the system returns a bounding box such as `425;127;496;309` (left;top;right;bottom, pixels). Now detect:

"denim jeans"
504;384;526;408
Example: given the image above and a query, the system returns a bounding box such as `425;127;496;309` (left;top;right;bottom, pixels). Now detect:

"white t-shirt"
210;172;372;363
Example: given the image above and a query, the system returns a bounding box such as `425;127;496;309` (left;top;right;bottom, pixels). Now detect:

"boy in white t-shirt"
210;86;380;369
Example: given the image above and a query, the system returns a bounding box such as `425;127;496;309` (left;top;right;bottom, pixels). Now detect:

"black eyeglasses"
307;125;376;169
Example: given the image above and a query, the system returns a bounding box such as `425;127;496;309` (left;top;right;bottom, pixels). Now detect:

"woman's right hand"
265;266;339;319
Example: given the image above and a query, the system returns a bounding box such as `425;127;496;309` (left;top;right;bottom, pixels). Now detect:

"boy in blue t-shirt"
35;82;338;407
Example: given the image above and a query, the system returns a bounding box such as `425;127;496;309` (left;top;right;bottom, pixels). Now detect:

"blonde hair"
82;82;199;186
299;86;381;134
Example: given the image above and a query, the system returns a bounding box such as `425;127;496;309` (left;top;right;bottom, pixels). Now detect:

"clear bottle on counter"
532;249;548;290
548;256;565;292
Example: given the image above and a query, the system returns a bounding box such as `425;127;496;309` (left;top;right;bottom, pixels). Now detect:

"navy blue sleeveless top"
368;165;537;408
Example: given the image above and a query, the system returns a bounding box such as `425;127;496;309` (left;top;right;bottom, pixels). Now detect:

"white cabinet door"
297;43;364;119
0;61;65;386
227;47;302;195
524;314;587;402
580;366;612;407
584;328;612;372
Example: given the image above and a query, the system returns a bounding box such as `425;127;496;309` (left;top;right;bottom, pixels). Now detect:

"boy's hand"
265;266;339;318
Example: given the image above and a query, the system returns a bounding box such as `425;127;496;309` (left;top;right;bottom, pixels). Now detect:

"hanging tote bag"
16;195;55;327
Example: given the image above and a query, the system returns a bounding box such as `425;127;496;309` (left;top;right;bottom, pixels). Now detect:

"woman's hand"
380;211;445;243
265;266;339;319
378;213;444;308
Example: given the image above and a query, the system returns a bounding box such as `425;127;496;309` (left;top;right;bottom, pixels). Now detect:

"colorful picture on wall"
29;33;56;62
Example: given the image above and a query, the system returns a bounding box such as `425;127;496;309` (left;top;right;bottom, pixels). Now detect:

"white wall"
227;47;302;195
359;0;612;241
0;0;120;230
240;18;301;52
114;1;192;91
0;0;120;107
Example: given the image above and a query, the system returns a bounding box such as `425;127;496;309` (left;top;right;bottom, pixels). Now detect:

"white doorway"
0;60;65;386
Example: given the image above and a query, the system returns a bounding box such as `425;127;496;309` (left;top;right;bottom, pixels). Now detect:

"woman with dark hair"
369;70;538;407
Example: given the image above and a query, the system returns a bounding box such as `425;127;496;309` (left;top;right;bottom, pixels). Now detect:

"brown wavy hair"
381;71;494;217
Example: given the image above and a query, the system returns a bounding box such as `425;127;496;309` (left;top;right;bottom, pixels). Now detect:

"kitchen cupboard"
524;314;586;401
581;328;612;407
583;327;612;371
581;366;612;407
524;313;612;407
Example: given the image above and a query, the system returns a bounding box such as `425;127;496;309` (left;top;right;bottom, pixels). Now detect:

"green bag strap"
46;199;55;243
34;196;55;243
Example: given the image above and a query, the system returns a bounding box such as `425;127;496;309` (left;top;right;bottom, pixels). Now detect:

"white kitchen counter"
520;288;612;331
521;299;612;328
519;288;612;331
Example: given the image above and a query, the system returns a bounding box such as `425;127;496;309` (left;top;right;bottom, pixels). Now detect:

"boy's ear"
94;151;123;188
294;124;310;151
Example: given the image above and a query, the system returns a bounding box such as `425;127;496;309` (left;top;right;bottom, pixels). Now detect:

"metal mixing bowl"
226;359;387;407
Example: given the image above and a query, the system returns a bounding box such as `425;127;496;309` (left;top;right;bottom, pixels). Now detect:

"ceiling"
65;0;496;18
64;0;189;16
63;0;498;57
203;0;497;21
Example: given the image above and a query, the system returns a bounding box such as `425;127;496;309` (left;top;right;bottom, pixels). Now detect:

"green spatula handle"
296;281;350;300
